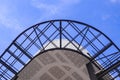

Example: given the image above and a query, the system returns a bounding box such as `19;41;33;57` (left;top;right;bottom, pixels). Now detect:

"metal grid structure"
0;19;120;80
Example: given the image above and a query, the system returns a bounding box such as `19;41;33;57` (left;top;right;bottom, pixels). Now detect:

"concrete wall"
16;49;91;80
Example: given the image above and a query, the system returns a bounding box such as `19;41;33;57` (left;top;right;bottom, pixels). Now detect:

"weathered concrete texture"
16;50;90;80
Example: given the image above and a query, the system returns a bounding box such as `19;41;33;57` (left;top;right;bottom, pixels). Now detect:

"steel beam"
0;59;17;74
91;42;112;61
97;61;120;78
14;42;32;59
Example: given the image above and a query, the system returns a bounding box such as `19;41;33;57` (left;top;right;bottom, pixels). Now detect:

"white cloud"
61;0;80;5
110;0;120;3
32;2;59;15
0;3;23;31
31;0;81;17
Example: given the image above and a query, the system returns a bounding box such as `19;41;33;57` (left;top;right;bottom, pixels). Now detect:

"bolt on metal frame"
0;19;120;80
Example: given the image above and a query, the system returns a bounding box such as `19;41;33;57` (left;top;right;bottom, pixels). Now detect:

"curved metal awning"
0;19;120;80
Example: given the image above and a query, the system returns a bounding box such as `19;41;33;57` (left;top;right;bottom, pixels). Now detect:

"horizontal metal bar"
7;50;25;65
14;42;32;59
98;61;120;78
0;59;17;74
91;42;112;61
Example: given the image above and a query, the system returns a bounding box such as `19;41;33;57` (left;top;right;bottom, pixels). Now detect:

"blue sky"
0;0;120;54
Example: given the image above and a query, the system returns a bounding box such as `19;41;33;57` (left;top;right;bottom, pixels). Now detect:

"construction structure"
0;20;120;80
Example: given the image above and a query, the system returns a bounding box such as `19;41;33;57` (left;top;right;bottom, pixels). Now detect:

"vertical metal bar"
60;21;62;48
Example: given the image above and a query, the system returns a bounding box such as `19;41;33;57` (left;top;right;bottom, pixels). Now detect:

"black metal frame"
0;19;120;80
